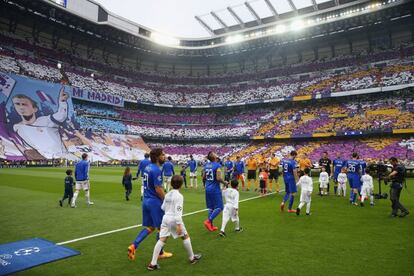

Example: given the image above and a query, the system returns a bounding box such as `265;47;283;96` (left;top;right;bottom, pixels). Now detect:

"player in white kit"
319;166;329;196
148;175;201;271
296;168;313;216
11;88;69;159
337;168;348;197
360;169;374;207
219;179;243;237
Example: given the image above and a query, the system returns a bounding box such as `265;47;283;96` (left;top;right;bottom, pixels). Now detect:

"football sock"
349;191;354;202
370;195;374;204
283;193;290;203
190;178;193;187
235;218;240;230
71;191;79;205
288;195;295;210
156;232;164;255
334;186;338;194
133;228;151;249
209;208;222;222
298;202;305;209
208;208;213;219
183;238;194;260
150;240;165;266
85;190;90;203
194;179;198;188
352;192;357;203
306;202;311;214
221;216;229;232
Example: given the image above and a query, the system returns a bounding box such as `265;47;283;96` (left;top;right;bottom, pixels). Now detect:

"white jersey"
222;188;239;209
361;174;373;189
337;173;348;184
13;101;68;159
319;172;329;183
297;175;313;192
161;189;184;225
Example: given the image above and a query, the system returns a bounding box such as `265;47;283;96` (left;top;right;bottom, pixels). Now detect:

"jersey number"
205;169;214;181
142;173;149;189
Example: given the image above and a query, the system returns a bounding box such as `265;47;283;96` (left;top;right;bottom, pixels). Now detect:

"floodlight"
275;24;287;34
225;34;244;44
290;20;305;31
150;32;180;46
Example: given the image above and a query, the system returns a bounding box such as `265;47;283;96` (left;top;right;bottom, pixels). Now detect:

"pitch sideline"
57;191;279;245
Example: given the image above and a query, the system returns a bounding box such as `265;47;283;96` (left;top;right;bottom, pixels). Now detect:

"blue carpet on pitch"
0;238;79;275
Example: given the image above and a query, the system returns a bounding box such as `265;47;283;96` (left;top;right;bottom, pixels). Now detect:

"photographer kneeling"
385;157;409;218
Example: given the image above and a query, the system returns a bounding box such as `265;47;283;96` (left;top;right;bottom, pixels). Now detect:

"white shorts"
75;180;90;190
361;186;373;198
189;172;197;177
319;181;328;188
159;216;188;239
223;204;238;222
300;191;312;203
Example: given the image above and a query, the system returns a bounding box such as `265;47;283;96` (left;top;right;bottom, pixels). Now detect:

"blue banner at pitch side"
71;87;124;107
0;238;79;275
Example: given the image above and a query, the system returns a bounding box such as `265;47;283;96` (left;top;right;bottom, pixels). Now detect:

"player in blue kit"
280;151;299;213
233;156;246;190
128;148;173;261
358;155;367;176
344;152;362;206
137;153;151;201
332;153;345;196
224;158;234;182
203;151;228;232
186;155;198;189
161;156;175;192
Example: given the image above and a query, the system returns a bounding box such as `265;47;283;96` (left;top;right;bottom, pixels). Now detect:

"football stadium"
0;0;414;274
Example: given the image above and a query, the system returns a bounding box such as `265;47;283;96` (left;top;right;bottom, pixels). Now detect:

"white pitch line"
57;191;278;246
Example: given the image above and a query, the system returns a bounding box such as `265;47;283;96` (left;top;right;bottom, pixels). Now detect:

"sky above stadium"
94;0;331;38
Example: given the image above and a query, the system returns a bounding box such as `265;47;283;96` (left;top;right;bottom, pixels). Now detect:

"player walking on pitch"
281;151;299;213
147;175;202;271
71;153;94;207
128;148;173;261
203;151;227;232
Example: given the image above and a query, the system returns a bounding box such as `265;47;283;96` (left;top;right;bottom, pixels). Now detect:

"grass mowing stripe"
56;191;279;245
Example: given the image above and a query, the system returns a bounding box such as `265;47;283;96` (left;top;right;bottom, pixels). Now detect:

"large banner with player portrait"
0;72;149;161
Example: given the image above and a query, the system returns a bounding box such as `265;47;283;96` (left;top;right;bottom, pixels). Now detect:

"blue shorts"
205;192;223;210
348;175;361;189
284;177;297;193
142;198;164;228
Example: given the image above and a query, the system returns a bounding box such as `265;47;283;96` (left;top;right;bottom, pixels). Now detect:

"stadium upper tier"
1;32;414;106
72;92;414;140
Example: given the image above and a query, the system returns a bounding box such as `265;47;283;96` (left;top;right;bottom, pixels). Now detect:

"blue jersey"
234;161;245;175
224;160;234;171
333;159;345;175
204;161;222;193
359;160;367;175
75;160;89;181
142;163;163;201
161;161;175;177
344;159;361;177
187;159;197;172
282;159;297;179
137;158;151;177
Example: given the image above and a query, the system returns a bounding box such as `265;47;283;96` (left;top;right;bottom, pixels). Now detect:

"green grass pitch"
1;166;413;275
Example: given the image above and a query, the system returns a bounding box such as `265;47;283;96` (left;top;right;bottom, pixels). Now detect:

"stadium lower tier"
151;137;414;165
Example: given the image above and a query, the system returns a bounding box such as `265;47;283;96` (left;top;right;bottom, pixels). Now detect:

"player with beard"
128;148;173;261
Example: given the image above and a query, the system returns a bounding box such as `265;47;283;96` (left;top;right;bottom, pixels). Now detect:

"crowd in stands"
226;138;414;166
255;93;414;136
1;32;414;106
